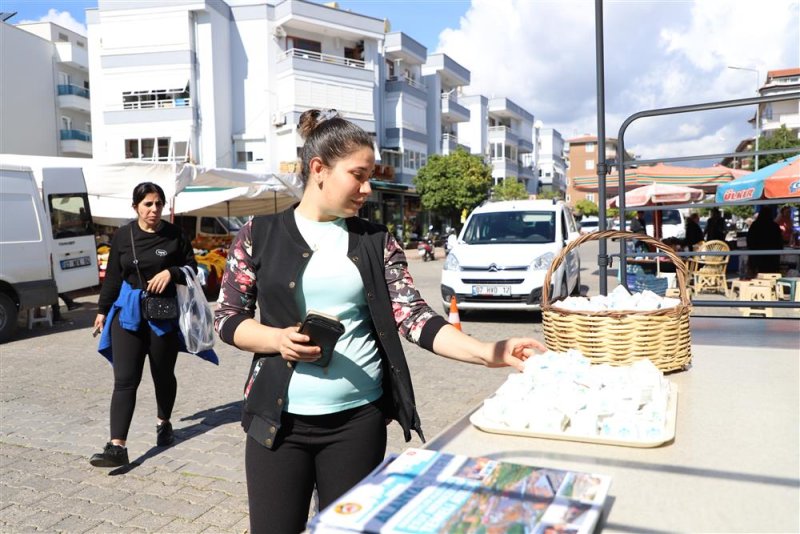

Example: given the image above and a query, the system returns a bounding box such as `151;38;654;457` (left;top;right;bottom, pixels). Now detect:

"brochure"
309;448;611;533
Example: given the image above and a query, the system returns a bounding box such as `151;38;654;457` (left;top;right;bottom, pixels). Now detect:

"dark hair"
132;182;166;206
297;109;374;185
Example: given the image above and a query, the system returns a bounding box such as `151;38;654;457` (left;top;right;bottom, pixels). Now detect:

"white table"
423;317;800;533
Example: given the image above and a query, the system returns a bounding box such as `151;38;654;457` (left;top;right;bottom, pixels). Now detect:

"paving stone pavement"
0;253;537;533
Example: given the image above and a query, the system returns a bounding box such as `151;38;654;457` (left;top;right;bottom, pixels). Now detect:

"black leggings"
109;313;179;440
245;401;387;534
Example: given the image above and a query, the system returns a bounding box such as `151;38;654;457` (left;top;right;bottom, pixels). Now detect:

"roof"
767;68;800;79
473;199;563;213
566;135;619;144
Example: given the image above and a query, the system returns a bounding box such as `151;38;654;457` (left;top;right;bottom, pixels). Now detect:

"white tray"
470;383;678;448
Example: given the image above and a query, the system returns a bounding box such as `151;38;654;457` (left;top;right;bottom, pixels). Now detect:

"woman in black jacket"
90;182;197;468
214;109;544;533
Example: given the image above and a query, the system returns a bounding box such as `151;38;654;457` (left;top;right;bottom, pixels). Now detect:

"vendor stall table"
424;317;800;533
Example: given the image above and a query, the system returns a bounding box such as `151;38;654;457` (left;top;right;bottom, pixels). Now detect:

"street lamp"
728;65;761;170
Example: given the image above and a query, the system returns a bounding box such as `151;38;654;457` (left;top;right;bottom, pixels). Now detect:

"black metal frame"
593;0;800;310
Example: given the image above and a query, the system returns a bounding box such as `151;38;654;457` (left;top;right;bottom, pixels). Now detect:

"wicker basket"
542;230;692;372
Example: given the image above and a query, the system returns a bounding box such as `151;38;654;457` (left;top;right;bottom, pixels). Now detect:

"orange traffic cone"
448;296;462;331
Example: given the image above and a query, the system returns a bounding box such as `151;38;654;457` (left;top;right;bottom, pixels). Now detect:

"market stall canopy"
0;154;303;225
714;154;800;203
574;163;737;193
608;183;705;208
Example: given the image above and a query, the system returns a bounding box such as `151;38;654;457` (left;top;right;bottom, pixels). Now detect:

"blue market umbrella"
715;154;800;203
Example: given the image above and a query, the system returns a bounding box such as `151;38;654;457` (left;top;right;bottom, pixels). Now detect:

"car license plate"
471;285;512;297
60;256;91;270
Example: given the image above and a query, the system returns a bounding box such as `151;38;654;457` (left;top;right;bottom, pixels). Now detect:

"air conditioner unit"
272;113;286;127
273;25;286;39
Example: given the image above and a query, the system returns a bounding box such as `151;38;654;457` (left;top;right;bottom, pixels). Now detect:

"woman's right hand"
93;314;106;333
277;325;322;363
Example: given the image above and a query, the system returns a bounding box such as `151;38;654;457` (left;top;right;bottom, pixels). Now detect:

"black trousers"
109;313;179;440
245;400;387;534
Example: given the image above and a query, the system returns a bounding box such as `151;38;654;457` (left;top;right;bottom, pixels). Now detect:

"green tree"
413;149;493;222
756;125;800;168
536;189;562;200
575;199;599;217
492;177;528;201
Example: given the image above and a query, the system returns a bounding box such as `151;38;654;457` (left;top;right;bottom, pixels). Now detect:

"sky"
6;0;799;165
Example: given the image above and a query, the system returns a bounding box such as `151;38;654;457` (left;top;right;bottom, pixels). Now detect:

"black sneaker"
66;302;83;311
89;442;129;467
156;421;174;447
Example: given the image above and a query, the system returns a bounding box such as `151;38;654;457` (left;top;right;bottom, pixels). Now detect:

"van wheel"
0;293;18;343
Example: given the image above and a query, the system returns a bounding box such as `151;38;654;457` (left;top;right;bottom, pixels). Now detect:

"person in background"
775;205;795;246
683;213;704;250
89;182;199;468
214;109;544;533
746;205;784;277
704;207;727;242
630;211;647;235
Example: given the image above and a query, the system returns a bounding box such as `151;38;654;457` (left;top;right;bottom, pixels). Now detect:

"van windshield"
463;211;556;244
643;210;682;225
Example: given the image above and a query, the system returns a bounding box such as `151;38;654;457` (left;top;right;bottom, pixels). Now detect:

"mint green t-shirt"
287;211;383;415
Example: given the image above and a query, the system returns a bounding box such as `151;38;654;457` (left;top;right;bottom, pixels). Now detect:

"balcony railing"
388;75;425;91
488;125;510;133
442;133;458;143
60;129;92;142
57;84;90;98
279;48;366;69
122;97;192;110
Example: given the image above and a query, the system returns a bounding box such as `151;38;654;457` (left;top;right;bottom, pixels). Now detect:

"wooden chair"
690;240;730;295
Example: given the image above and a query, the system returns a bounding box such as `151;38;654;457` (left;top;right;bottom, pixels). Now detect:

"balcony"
490;157;519;177
762;113;800;132
122;97;192;110
276;48;373;83
518;137;534;153
60;129;91;156
57;84;90;113
441;93;469;123
54;41;88;70
442;133;458;155
385;75;427;101
488;125;518;145
422;53;470;88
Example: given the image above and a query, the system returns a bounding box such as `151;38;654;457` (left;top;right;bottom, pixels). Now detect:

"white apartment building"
457;95;536;191
1;20;92;157
758;67;800;139
87;0;384;169
536;127;566;195
381;32;429;186
423;53;470;157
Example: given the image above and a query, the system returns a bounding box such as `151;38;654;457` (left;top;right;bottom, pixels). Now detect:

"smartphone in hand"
299;310;344;367
92;326;102;338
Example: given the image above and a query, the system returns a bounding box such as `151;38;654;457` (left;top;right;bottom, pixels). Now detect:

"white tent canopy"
0;155;303;225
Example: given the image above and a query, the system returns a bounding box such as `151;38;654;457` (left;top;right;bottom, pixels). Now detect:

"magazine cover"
310;448;611;533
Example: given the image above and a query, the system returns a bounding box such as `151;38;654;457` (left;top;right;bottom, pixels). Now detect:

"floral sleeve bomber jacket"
214;206;449;450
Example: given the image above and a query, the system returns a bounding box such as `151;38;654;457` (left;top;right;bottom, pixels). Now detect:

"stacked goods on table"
309;448;611;534
542;230;692;372
471;349;676;447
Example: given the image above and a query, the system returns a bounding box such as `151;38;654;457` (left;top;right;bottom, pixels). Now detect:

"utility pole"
728;65;761;170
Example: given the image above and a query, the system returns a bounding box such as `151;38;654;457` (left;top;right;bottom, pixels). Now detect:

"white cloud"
437;0;799;163
18;9;87;36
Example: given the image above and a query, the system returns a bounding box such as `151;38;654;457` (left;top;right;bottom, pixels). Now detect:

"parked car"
440;199;582;313
579;216;600;234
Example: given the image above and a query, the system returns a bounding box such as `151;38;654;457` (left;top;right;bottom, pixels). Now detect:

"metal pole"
728;66;761;170
595;0;610;295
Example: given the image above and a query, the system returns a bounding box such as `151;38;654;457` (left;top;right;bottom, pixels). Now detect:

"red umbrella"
608;183;704;240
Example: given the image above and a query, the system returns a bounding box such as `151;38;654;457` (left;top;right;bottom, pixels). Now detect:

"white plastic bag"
176;266;215;353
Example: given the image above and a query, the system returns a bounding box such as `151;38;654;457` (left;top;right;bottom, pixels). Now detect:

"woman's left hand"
146;270;173;294
486;338;546;371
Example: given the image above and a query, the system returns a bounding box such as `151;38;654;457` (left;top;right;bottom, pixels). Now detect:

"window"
287;36;321;54
124;137;183;162
585;159;595;170
48;193;94;239
76;40;85;48
585;143;595;153
586;193;595;202
200;217;227;235
58;33;69;42
237;151;253;165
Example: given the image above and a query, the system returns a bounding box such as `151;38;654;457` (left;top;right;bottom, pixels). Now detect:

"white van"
0;163;98;341
440;200;582;312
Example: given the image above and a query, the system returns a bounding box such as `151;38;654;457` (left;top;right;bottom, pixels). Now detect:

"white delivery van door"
41;168;99;293
0;167;54;294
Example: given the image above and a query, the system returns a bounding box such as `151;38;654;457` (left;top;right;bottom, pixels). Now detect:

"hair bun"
298;109;340;140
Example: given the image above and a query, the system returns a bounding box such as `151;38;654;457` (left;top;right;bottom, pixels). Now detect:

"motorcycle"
417;238;435;262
